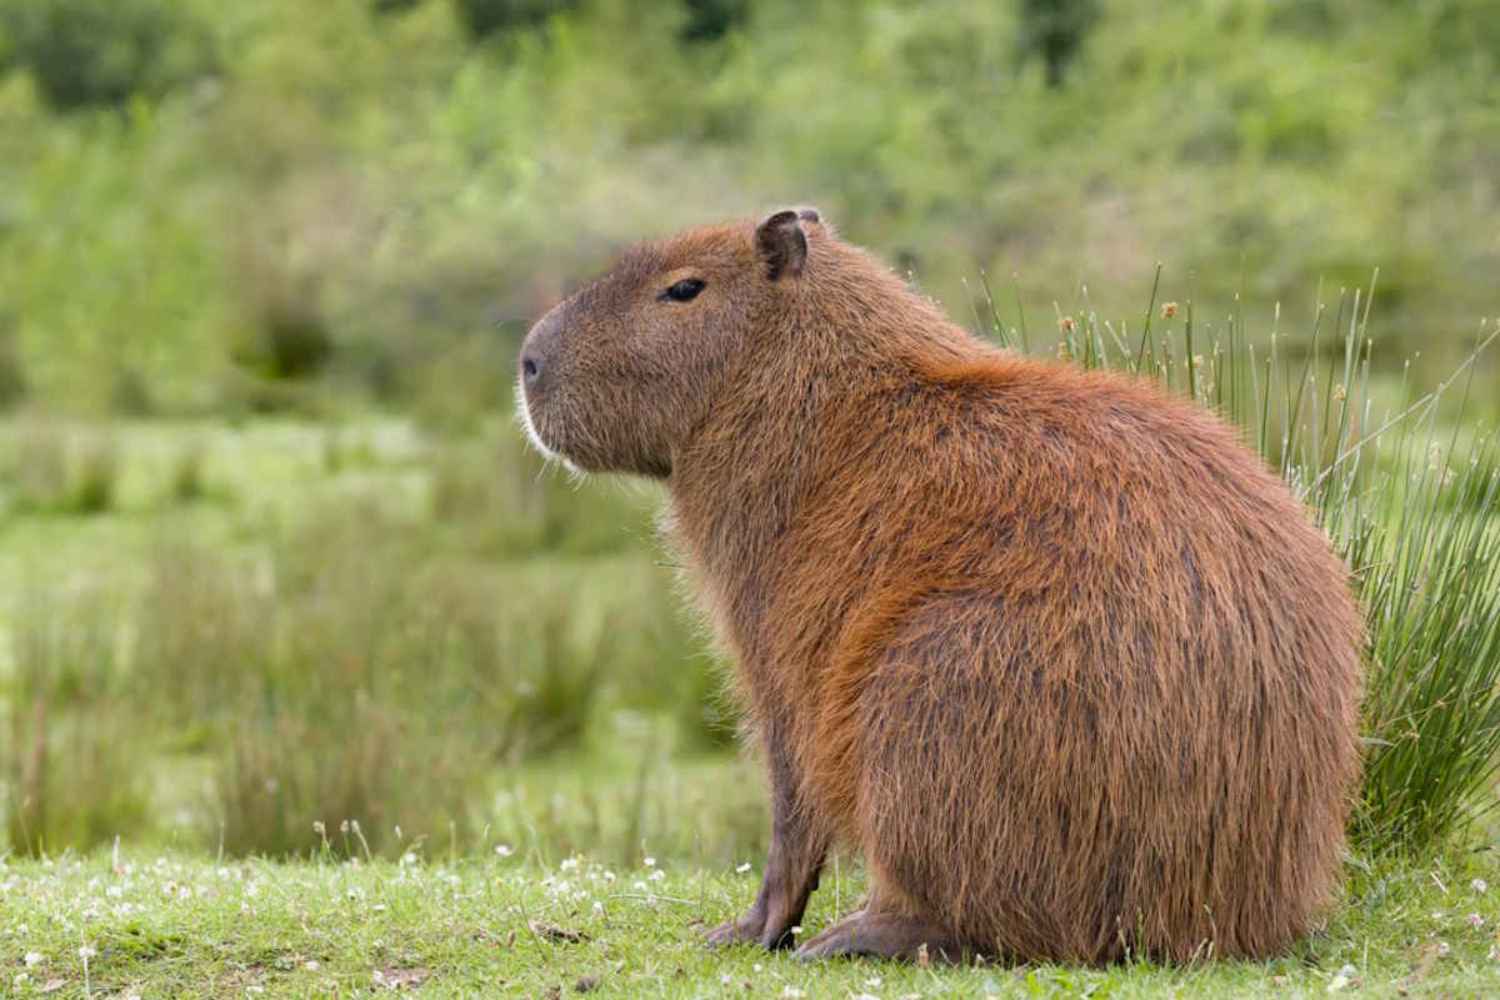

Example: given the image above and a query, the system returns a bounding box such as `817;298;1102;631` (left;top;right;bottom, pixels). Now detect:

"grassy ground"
4;847;1500;998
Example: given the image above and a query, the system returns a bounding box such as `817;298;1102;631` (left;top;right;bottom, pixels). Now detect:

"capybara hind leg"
707;723;829;950
794;907;970;963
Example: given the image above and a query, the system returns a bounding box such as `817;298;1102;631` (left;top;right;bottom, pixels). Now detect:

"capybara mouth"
515;377;576;472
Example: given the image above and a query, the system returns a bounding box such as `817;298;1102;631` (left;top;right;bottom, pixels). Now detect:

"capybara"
516;208;1363;964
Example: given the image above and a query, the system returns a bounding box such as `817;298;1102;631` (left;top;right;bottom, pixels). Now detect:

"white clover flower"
643;856;656;868
24;952;43;967
736;862;752;874
494;844;513;858
1472;878;1489;894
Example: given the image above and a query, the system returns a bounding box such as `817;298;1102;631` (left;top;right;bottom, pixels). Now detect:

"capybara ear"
756;209;808;281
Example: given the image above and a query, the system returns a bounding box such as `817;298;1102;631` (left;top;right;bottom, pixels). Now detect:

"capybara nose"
520;307;563;392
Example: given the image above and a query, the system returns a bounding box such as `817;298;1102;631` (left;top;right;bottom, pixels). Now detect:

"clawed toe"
705;915;761;948
793;909;968;963
705;909;801;951
791;908;865;961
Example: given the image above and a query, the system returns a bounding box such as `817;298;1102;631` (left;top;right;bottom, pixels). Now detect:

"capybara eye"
662;278;705;302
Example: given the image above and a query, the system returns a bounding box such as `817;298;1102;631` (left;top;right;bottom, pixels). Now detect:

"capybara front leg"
707;729;828;950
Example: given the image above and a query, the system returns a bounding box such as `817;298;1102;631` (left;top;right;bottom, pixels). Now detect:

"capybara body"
517;209;1363;964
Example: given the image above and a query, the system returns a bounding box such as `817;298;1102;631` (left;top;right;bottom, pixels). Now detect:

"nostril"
522;356;540;383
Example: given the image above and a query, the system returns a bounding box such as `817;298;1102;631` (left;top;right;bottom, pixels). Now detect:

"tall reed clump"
985;273;1500;852
126;526;492;857
4;588;151;856
1;422;120;515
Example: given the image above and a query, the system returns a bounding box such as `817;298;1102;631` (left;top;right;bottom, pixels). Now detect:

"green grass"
3;843;1500;997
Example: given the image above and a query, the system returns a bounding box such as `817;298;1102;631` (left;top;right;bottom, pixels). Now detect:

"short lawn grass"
4;847;1500;998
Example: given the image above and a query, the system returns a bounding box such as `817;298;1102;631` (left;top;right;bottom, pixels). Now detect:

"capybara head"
517;208;822;477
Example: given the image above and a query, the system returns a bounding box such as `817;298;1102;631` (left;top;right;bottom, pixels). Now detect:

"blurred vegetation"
0;0;1496;414
0;0;217;111
0;0;1498;865
0;415;737;859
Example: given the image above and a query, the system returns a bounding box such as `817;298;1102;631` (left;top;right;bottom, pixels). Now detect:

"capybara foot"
705;905;798;950
794;909;969;963
705;911;761;948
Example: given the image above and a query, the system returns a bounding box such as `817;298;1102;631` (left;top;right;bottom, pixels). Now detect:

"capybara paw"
757;919;800;951
705;916;757;948
706;907;801;950
705;910;765;949
794;910;965;963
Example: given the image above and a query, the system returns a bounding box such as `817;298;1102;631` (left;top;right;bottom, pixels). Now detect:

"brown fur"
517;210;1364;964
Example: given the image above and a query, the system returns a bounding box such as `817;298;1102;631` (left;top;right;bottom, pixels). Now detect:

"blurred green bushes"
0;0;217;110
1017;0;1098;86
0;0;1495;415
449;0;581;39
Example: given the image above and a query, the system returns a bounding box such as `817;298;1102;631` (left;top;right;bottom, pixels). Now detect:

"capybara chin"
516;208;1363;964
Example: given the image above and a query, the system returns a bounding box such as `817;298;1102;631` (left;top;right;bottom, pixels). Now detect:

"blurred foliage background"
1;0;1497;415
0;0;1498;862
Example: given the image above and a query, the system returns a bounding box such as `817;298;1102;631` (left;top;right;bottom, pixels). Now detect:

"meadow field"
3;0;1500;996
